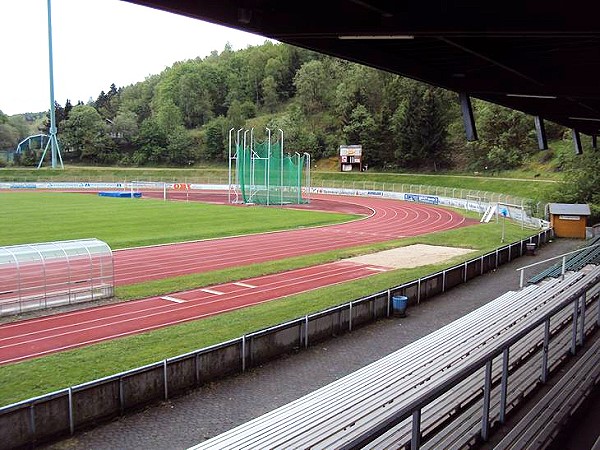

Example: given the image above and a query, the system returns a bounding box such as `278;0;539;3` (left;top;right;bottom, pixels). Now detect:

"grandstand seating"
190;265;600;450
493;337;600;450
528;236;600;284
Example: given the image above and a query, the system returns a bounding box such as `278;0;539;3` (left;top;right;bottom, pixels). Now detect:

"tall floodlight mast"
38;0;63;169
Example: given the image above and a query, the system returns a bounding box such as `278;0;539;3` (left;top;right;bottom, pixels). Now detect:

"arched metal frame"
0;239;114;316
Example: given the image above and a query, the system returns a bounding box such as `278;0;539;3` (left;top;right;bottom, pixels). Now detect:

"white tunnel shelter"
0;238;114;316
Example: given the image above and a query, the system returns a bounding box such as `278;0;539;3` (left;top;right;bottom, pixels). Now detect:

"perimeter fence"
0;230;553;449
0;177;544;217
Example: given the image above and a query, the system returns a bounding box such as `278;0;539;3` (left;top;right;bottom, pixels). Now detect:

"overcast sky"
0;0;272;116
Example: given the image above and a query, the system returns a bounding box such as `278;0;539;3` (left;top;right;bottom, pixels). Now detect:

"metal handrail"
517;242;600;287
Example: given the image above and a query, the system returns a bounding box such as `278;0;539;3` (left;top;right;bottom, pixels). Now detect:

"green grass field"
0;192;357;248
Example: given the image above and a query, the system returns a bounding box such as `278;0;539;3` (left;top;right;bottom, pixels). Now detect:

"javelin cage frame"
228;127;311;205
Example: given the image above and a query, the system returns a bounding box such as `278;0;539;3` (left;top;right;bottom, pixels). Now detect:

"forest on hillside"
0;41;598;215
1;41;566;170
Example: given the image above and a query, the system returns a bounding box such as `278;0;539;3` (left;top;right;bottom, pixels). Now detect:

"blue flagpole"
46;0;62;169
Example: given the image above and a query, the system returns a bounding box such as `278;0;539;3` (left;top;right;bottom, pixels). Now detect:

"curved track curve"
0;193;478;363
115;193;476;285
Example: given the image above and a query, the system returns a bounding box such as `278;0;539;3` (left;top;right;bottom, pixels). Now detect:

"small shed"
547;203;591;238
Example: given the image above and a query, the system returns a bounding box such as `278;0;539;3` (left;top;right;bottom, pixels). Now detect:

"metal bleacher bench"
189;265;600;450
528;236;600;284
494;336;600;450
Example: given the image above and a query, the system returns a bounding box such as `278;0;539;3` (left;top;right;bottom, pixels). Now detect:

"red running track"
0;260;392;364
114;194;476;285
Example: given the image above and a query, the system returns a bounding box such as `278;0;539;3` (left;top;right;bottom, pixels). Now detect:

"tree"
135;117;168;164
155;99;183;135
553;149;600;222
293;60;329;114
0;123;20;150
261;76;278;113
95;84;120;120
392;87;421;167
418;88;450;170
226;99;255;129
176;69;214;127
61;105;114;162
166;126;196;165
119;76;159;122
468;101;536;171
342;104;376;152
112;110;139;146
391;86;451;169
203;116;227;160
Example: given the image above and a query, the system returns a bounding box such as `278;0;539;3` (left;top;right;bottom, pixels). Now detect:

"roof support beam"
572;129;583;155
534;116;548;150
439;37;543;87
459;93;478;141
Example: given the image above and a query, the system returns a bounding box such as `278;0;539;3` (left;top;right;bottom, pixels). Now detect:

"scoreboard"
339;145;362;172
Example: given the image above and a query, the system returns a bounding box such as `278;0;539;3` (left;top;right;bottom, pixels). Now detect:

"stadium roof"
125;0;600;138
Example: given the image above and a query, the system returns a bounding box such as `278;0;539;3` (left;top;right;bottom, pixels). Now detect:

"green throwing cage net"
232;134;309;205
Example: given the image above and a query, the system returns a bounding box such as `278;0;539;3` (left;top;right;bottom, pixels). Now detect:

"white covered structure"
0;239;114;316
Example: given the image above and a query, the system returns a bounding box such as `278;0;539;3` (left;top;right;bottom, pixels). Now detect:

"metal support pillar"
572;129;583;155
412;409;422;450
481;360;492;441
266;128;271;206
571;299;578;355
227;128;234;204
541;319;550;383
459;92;478;141
579;292;586;345
304;152;311;203
241;335;246;372
279;128;284;205
499;348;509;423
534;116;548;150
592;134;598;149
295;152;301;204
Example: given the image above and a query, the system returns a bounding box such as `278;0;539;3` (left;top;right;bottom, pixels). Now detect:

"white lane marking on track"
366;267;389;272
0;263;384;361
200;288;225;295
161;296;186;303
0;262;355;344
233;282;257;288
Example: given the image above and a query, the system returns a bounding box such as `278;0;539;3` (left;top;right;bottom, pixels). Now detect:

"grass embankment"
0;220;536;406
0;161;559;202
311;171;556;201
0;192;356;248
0;166;229;183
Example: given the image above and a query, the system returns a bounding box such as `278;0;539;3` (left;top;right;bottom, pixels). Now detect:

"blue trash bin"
392;295;408;317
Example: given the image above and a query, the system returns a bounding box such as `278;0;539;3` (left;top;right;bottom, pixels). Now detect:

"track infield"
114;193;475;285
0;192;478;364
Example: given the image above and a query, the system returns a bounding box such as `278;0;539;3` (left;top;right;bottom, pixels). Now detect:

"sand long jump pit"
346;244;474;269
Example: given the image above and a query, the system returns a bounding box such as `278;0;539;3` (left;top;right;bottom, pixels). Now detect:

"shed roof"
548;203;591;216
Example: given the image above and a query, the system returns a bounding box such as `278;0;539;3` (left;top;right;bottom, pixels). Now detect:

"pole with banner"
500;207;508;243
